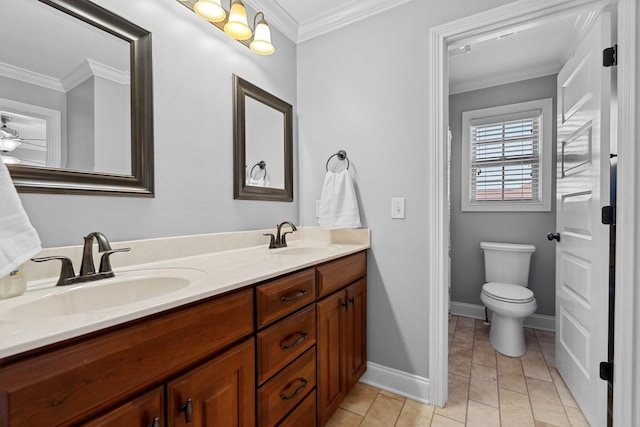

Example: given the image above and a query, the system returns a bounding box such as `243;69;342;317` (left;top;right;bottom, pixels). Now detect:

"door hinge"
602;205;615;225
600;361;613;381
603;45;617;67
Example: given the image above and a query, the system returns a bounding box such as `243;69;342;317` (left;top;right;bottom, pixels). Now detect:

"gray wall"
297;0;515;379
66;78;95;171
449;75;558;316
18;0;298;247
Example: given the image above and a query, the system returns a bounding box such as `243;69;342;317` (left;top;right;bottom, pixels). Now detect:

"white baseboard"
360;362;431;404
450;301;555;332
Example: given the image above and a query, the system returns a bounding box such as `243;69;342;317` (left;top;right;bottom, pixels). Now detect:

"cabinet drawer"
258;346;316;427
256;268;316;328
257;305;316;385
316;252;366;298
277;389;316;427
81;386;163;427
0;288;254;427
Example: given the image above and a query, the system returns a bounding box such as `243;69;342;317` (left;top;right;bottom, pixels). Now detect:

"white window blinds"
469;109;541;203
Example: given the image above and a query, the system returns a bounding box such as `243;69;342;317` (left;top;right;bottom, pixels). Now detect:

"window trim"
461;98;553;212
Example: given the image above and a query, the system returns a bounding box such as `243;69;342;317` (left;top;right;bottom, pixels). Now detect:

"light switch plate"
391;197;405;219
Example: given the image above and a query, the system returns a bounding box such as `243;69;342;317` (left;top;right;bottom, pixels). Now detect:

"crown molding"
297;0;416;43
60;59;130;91
244;0;299;42
0;62;64;92
247;0;417;44
449;62;561;95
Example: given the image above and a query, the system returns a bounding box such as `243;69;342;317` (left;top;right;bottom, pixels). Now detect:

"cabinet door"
316;290;347;426
82;387;163;427
167;338;255;427
346;278;367;391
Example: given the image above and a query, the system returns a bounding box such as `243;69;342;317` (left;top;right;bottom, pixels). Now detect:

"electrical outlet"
391;197;405;219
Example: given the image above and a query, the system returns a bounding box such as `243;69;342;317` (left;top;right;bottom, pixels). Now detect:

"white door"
554;11;612;427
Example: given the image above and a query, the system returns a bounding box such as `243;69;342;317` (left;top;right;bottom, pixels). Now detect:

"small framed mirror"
2;0;154;196
233;75;293;202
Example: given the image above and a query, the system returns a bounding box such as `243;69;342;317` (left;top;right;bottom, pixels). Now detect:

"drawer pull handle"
281;378;308;400
349;296;356;307
341;300;349;311
280;289;306;302
281;331;307;349
180;398;193;424
147;417;160;427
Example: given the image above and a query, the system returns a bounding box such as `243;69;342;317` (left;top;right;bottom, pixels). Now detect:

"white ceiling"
249;0;592;93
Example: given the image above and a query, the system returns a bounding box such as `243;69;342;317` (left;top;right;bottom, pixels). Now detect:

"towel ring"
250;161;267;179
325;150;350;171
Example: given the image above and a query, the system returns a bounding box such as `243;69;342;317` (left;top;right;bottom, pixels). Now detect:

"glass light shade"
224;0;252;40
0;138;21;152
194;0;226;23
250;21;275;55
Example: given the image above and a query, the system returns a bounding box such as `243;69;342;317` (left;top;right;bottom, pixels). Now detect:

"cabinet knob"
147;417;160;427
341;300;349;311
180;398;193;424
280;378;307;400
349;296;356;307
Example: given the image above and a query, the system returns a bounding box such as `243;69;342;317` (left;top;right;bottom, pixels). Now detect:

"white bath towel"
318;169;361;229
0;159;41;278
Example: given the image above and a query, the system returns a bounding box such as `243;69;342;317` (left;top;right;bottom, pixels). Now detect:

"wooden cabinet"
0;288;253;427
81;387;163;427
256;270;318;427
316;254;367;426
167;338;255;427
0;250;367;427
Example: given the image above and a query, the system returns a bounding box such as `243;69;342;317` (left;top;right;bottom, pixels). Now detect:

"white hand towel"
318;169;361;229
0;159;42;278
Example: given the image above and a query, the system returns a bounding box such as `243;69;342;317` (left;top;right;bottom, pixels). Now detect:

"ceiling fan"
0;115;46;153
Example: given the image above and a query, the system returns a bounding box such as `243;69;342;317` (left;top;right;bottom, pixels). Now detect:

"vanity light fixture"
178;0;275;55
250;12;275;55
194;0;226;22
224;0;252;40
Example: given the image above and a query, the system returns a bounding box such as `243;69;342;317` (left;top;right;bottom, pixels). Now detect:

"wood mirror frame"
7;0;154;197
233;75;293;202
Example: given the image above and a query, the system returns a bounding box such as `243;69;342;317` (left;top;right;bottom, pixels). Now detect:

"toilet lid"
482;282;535;303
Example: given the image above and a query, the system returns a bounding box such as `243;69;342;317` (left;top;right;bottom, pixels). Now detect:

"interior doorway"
426;1;634;422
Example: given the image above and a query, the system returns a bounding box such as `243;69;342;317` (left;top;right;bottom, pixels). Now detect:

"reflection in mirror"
233;75;293;202
1;0;154;196
245;97;285;189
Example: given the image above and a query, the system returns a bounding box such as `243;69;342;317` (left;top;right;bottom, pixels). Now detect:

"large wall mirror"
1;0;154;196
233;75;293;202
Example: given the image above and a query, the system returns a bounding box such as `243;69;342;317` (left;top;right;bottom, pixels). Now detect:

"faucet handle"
31;256;76;286
263;233;277;249
98;248;131;274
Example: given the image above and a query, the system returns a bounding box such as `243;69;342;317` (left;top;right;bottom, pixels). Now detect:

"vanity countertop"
0;229;369;359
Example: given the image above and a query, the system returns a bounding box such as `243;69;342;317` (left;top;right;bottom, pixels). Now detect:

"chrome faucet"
32;232;130;286
264;221;297;249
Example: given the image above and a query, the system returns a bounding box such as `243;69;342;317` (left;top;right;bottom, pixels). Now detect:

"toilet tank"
480;241;536;286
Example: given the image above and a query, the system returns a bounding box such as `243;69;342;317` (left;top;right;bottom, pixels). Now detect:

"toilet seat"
482;282;535;304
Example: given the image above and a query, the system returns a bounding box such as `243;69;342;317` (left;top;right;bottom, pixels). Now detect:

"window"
461;99;552;212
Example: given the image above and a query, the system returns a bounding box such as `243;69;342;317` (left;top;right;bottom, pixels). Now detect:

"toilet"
480;241;536;357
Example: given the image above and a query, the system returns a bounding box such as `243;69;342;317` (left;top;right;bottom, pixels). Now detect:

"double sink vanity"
0;227;369;427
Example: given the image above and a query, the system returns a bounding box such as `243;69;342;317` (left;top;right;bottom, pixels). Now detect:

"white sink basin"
0;268;206;321
269;244;343;256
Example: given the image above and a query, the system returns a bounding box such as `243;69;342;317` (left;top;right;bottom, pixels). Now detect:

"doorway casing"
427;1;638;424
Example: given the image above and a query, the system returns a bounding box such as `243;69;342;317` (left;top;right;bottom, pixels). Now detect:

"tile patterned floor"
325;315;590;426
